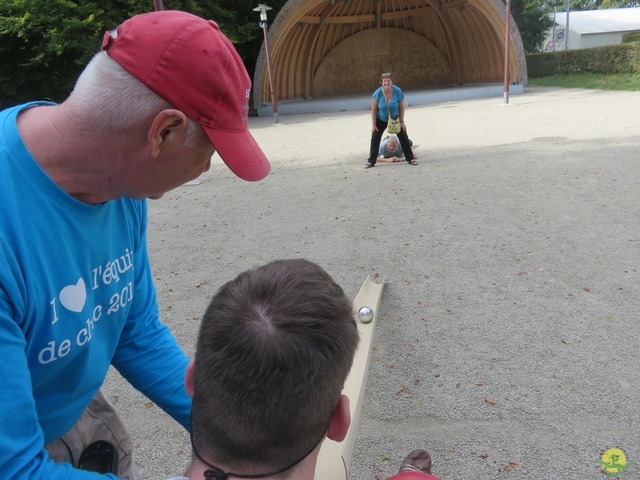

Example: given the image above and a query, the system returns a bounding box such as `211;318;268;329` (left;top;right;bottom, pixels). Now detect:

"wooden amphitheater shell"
253;0;527;108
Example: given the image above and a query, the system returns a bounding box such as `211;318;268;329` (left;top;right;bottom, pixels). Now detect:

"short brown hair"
191;259;358;473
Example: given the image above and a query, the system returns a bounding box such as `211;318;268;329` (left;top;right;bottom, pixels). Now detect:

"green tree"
599;0;640;7
568;0;640;9
0;0;206;106
509;0;555;53
507;0;639;54
196;0;288;78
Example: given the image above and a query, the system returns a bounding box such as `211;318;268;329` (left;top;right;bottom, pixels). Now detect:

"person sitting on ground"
169;259;440;480
378;134;405;162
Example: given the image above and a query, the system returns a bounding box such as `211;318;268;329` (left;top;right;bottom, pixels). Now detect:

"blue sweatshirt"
0;103;192;479
372;84;404;122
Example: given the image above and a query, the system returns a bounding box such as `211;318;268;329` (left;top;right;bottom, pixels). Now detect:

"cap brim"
205;128;271;182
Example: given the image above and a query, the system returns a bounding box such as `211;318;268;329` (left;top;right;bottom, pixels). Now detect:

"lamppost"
153;0;164;11
565;0;571;50
502;0;511;104
253;4;279;123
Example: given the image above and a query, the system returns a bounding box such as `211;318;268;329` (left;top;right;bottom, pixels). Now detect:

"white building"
545;7;640;51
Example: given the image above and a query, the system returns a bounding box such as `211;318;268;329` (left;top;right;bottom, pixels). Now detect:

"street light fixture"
253;4;279;123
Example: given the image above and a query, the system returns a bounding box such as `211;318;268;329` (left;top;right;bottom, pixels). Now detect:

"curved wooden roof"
253;0;526;108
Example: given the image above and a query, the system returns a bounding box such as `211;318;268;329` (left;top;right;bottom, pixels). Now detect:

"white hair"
388;134;399;143
68;51;205;148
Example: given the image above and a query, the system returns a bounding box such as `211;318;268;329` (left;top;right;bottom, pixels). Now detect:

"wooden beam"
314;276;385;480
382;5;434;20
441;0;469;10
327;13;377;23
299;15;322;24
296;4;458;26
299;14;376;24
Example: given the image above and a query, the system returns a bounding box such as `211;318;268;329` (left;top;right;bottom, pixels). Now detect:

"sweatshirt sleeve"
110;205;191;431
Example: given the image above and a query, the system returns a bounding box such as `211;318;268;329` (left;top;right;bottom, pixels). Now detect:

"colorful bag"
386;102;401;134
387;115;401;134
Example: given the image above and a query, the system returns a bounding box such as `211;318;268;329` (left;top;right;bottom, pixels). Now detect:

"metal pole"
565;0;570;50
552;4;557;51
262;22;279;123
502;0;511;104
153;0;164;11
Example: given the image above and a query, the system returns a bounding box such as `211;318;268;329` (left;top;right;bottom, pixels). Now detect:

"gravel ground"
104;87;640;480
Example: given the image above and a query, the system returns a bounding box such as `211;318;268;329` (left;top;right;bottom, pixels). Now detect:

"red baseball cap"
102;10;270;181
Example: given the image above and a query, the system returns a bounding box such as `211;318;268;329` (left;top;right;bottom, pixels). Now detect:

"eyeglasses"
380;72;393;78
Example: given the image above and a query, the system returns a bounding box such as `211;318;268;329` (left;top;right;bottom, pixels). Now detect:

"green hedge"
527;42;640;77
622;32;640;43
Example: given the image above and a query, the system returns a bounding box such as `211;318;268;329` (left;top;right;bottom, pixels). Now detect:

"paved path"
105;87;640;480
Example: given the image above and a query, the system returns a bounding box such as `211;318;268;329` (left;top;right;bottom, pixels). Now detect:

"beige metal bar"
314;275;385;480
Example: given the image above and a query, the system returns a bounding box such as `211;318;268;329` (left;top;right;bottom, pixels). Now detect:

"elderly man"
0;10;269;479
378;134;406;162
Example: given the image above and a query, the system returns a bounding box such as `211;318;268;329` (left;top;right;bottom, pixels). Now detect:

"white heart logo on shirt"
59;278;87;313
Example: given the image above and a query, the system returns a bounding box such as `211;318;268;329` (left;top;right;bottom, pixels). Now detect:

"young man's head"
187;259;359;478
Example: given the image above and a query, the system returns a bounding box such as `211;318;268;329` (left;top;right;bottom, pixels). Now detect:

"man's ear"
185;358;196;398
327;395;351;442
147;109;188;158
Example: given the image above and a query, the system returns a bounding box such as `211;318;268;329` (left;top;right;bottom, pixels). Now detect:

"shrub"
527;42;640;77
622;32;640;43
